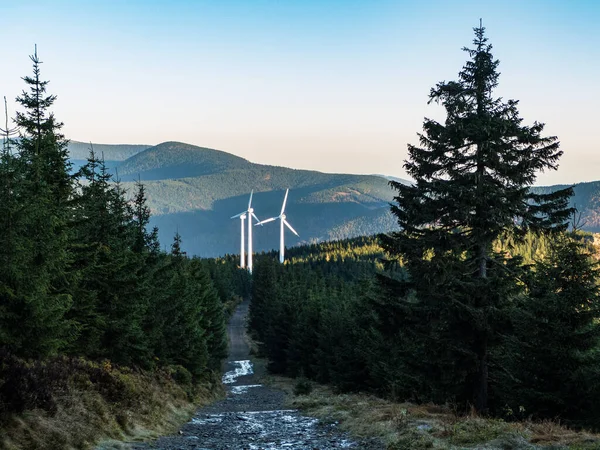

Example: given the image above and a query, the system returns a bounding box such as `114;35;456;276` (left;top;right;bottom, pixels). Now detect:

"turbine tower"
230;191;260;272
230;211;246;269
246;191;260;273
255;189;299;263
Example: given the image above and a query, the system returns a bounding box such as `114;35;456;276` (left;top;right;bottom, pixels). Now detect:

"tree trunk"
474;241;488;412
473;333;489;412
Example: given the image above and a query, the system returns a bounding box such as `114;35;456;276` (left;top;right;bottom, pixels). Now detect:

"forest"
0;48;249;437
249;24;600;431
2;21;600;448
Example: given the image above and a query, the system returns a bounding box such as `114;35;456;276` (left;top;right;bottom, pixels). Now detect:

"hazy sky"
1;0;598;185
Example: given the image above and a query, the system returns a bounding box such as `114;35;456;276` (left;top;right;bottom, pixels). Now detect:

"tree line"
249;24;600;429
0;49;247;384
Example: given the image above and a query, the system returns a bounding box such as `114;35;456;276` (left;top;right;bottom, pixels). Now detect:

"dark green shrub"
294;378;313;396
170;365;192;386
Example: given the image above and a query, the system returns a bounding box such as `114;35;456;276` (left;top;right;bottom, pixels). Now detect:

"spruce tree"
381;23;573;412
190;258;227;370
1;48;74;356
499;235;600;425
68;150;119;357
0;99;21;349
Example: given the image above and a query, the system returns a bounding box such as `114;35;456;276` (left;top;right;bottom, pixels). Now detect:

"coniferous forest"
249;25;600;431
2;21;600;449
0;49;249;434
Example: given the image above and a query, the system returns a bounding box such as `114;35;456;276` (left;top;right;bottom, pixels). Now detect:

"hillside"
532;181;600;231
67;140;151;174
68;141;396;256
67;140;600;257
117;141;251;180
67;141;151;160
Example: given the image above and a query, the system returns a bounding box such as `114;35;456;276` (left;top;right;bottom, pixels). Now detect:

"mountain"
374;174;413;185
67;141;151;160
68;141;151;175
68;141;396;256
68;140;600;257
532;181;600;231
117;142;251;180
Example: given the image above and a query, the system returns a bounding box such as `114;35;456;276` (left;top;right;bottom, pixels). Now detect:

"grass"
262;373;600;450
0;358;224;450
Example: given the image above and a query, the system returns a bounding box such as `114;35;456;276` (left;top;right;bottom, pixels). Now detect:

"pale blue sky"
0;0;598;185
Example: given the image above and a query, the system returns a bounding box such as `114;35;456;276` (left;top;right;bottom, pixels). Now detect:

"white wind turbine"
230;190;260;272
255;189;299;263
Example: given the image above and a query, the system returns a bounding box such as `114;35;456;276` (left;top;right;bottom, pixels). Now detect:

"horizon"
64;138;581;188
1;1;599;186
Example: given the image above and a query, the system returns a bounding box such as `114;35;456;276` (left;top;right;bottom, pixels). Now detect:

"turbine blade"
280;189;289;215
248;189;253;209
283;219;299;237
230;211;246;219
255;217;277;226
252;212;260;223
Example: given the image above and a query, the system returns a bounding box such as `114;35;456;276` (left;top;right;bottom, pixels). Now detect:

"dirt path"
128;300;380;449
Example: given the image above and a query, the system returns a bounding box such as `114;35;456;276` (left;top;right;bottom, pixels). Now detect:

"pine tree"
381;23;573;412
131;180;159;255
498;234;600;425
190;258;227;370
0;99;21;348
67;149;112;357
1;47;75;357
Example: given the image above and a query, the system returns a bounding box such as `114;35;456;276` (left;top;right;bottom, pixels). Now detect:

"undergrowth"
264;373;600;450
0;351;223;450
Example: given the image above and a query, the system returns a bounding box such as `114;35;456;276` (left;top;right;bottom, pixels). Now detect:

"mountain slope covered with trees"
66;140;399;256
61;141;600;258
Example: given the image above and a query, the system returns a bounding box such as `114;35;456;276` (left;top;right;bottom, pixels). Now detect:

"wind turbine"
255;189;299;263
230;191;260;272
230;212;246;269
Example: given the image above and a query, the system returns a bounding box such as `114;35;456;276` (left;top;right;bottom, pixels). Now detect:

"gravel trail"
127;300;381;450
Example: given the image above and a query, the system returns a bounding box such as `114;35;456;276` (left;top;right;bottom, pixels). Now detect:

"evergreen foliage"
0;48;74;357
0;49;244;388
250;232;600;428
249;24;600;428
498;235;600;426
249;236;401;389
380;23;573;412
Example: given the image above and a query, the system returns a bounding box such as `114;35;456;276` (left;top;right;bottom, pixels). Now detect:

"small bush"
294;378;313;396
170;365;192;386
0;349;71;419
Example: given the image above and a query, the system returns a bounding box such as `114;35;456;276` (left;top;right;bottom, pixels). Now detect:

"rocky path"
128;300;378;450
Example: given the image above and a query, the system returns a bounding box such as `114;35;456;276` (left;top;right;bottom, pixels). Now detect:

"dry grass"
512;420;600;449
263;373;600;450
0;362;224;450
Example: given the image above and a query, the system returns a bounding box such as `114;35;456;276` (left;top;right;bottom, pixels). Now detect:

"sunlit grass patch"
263;373;600;450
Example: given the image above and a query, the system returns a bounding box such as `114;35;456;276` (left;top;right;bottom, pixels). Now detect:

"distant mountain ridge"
118;142;251;181
66;140;600;256
67;140;396;256
67;141;150;161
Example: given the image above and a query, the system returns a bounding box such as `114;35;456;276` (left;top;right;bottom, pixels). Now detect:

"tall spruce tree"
0;99;21;349
1;48;75;356
381;23;573;412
